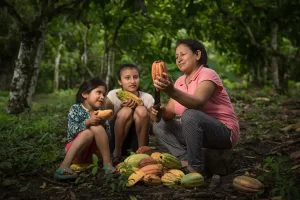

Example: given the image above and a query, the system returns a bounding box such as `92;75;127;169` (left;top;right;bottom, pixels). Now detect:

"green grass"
0;90;76;177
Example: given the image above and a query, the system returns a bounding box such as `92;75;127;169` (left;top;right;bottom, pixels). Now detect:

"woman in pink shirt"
151;39;239;175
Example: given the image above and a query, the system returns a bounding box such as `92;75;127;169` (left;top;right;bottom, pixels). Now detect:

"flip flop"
54;167;78;180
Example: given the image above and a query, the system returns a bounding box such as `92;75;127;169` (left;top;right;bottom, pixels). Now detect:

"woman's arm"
162;98;176;120
169;81;216;109
154;73;216;109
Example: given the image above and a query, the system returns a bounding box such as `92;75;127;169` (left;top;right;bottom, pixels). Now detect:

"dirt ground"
1;97;300;200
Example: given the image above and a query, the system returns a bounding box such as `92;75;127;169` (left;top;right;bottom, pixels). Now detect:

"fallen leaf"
290;151;300;159
245;156;256;159
254;97;270;102
39;182;47;189
69;190;76;200
291;164;300;170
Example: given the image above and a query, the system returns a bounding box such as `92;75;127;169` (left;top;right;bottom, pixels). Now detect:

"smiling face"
175;44;201;74
82;85;106;111
118;67;140;94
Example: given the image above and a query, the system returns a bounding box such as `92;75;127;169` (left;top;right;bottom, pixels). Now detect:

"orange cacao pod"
136;146;152;155
138;157;158;168
151;60;168;83
139;164;163;176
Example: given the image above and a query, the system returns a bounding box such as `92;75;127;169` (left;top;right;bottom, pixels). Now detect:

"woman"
151;39;239;174
105;64;155;164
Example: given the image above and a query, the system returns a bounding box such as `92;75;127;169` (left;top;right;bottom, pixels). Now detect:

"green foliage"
104;163;134;194
261;156;300;199
0;91;74;177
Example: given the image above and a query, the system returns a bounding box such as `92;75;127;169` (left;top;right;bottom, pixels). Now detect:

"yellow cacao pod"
159;153;182;169
126;171;145;187
161;172;180;187
116;162;139;175
180;173;204;188
116;90;143;105
70;164;90;172
168;169;185;180
233;176;264;193
143;174;162;185
151;152;161;161
97;109;113;120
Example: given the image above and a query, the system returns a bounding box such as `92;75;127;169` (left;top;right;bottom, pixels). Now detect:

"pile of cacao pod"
116;146;205;188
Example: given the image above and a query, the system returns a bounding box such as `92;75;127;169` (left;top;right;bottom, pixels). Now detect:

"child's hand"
86;111;104;127
150;104;164;116
121;99;138;110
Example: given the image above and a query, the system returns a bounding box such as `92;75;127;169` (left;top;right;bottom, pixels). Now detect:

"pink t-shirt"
174;66;239;147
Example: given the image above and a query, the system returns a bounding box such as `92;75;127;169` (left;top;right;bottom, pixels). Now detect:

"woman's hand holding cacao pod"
153;73;174;95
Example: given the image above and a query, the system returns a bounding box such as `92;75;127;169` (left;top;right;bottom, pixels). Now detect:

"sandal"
54;167;78;180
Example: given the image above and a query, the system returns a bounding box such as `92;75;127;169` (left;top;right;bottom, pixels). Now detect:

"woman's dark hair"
117;63;140;80
176;39;208;67
75;78;107;103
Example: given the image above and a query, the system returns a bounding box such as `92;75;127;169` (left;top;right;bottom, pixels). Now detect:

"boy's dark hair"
117;63;140;80
75;78;107;103
176;39;208;67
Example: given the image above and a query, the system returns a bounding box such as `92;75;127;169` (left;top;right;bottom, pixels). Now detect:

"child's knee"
134;106;148;119
80;130;94;142
116;108;133;120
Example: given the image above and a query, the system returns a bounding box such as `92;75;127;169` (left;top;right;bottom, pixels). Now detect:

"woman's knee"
116;107;133;120
181;109;204;124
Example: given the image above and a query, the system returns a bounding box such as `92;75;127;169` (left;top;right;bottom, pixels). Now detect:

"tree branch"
0;0;26;27
48;0;83;21
215;0;293;61
111;17;127;47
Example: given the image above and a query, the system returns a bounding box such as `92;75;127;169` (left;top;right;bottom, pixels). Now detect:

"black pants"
109;122;149;156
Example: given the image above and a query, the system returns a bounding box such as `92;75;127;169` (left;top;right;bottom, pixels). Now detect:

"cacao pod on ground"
136;146;152;155
126;171;145;187
180;173;205;188
233;175;264;193
159;153;182;169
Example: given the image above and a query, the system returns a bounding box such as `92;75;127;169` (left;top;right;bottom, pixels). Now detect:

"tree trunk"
53;42;63;92
106;49;113;91
270;23;280;92
79;25;93;78
101;31;108;78
6;21;47;114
